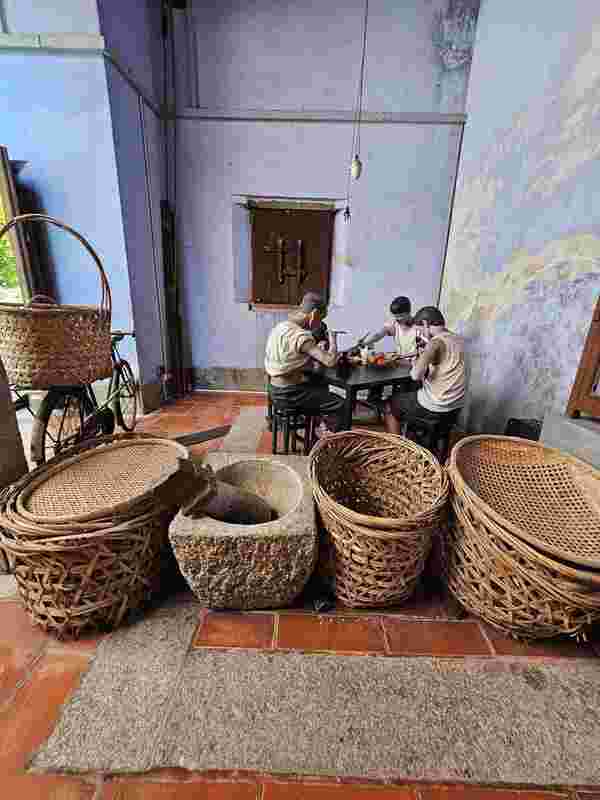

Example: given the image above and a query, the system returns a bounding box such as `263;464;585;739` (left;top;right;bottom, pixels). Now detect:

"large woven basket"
448;435;600;568
446;435;600;638
308;429;449;607
0;433;193;638
0;214;112;388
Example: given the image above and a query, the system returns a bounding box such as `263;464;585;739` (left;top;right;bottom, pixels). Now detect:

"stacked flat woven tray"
446;435;600;639
309;429;449;607
0;433;191;638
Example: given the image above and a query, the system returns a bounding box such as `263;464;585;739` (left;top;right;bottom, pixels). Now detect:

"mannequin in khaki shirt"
265;292;344;430
384;306;465;435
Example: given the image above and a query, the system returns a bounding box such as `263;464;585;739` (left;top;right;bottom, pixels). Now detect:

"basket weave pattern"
0;434;185;638
446;435;600;638
309;430;449;607
451;436;600;567
0;214;112;388
0;509;175;637
0;306;112;387
447;491;600;638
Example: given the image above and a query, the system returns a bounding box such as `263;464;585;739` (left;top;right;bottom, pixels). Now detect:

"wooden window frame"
566;295;600;418
0;145;33;301
248;200;336;311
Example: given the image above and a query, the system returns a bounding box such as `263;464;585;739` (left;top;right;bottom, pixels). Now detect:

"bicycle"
23;331;139;465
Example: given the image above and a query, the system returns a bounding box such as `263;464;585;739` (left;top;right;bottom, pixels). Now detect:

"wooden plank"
566;297;600;418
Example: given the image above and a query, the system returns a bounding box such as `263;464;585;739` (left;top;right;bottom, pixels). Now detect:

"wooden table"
306;361;413;431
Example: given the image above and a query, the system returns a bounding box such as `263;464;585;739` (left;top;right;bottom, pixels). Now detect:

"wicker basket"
308;429;449;607
448;435;600;568
0;214;112;388
0;433;195;638
446;491;600;638
445;435;600;638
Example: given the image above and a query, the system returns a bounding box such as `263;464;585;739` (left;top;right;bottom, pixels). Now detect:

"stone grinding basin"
169;459;317;609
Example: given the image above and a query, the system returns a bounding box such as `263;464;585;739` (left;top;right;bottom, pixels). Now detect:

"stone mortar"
169;455;317;609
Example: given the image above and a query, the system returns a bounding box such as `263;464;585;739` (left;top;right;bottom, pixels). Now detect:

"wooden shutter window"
250;207;334;308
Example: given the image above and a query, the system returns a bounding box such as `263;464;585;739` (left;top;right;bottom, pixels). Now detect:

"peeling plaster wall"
440;0;600;433
176;0;477;374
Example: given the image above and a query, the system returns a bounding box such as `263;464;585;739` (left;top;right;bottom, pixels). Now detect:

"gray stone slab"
220;406;267;452
31;593;200;774
157;650;600;784
0;574;17;597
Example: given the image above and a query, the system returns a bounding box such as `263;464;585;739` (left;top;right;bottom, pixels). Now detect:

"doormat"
220;406;267;452
31;596;600;784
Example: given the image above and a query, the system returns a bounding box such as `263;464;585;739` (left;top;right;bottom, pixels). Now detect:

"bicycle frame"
12;332;136;457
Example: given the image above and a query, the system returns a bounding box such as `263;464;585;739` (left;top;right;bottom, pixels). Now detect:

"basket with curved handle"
0;214;112;319
0;214;113;387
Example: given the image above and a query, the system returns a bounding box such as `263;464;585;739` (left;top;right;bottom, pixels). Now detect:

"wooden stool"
404;408;461;464
271;405;319;455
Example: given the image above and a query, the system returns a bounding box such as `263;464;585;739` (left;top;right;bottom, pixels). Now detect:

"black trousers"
269;379;344;429
389;390;459;424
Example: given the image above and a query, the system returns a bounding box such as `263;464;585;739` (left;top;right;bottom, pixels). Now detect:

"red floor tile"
481;624;595;658
104;781;258;799
377;583;446;620
419;788;568;800
0;773;95;799
277;614;386;654
383;620;491;656
0;602;48;706
256;430;275;455
264;783;414;799
193;612;275;649
0;651;90;772
45;632;104;656
188;439;226;458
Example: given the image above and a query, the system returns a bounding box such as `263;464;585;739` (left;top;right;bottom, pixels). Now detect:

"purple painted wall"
440;0;600;432
97;0;163;105
98;0;168;393
106;63;167;387
0;51;134;348
2;0;100;34
174;0;476;375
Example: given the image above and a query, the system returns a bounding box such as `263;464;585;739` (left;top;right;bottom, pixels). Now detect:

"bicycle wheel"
113;360;138;431
31;387;114;465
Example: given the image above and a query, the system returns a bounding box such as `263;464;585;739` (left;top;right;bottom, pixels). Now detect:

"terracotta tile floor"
1;391;598;798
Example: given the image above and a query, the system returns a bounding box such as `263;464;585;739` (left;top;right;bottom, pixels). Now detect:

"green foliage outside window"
0;200;18;289
0;236;18;289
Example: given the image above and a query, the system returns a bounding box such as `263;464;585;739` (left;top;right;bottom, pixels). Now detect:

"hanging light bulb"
343;0;369;217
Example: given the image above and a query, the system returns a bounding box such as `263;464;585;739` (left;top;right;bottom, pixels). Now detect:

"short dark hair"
300;292;327;315
390;296;411;316
413;306;445;327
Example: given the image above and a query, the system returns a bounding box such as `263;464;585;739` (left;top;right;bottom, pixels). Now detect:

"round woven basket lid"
16;438;189;523
450;435;600;568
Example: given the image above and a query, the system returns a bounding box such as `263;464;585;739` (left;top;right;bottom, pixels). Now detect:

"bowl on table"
368;352;402;368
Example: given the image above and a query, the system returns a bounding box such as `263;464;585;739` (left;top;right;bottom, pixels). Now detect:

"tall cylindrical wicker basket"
0;214;112;387
308;429;449;608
